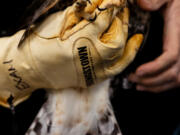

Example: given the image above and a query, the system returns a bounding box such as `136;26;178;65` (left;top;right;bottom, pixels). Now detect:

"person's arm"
129;0;180;93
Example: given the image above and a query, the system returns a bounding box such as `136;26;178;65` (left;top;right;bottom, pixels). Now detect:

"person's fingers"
129;64;180;87
135;52;177;77
162;13;180;52
137;0;169;11
135;13;180;77
130;0;180;92
136;82;179;93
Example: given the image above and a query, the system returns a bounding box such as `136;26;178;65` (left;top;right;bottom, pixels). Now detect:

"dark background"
0;1;180;135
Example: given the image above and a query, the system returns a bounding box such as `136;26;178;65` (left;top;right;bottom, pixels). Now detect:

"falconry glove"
0;0;144;107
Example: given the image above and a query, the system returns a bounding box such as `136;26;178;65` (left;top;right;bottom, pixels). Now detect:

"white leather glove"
0;0;143;107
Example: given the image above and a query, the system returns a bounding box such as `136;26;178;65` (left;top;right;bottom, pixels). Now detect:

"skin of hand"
128;0;180;93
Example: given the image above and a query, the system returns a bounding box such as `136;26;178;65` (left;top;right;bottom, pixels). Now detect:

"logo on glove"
78;46;94;86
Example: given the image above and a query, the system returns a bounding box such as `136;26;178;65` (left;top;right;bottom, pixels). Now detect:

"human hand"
31;0;144;89
128;0;180;93
0;0;144;108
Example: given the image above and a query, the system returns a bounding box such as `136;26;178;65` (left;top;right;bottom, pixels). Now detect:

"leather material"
0;0;143;108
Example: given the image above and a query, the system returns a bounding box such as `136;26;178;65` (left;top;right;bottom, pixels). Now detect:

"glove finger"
97;8;129;60
85;0;103;13
90;7;118;37
105;34;144;77
100;7;129;43
98;0;126;8
63;6;117;39
91;0;127;35
61;0;122;39
60;0;103;40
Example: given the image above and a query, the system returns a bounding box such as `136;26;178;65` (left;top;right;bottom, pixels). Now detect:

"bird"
26;79;122;135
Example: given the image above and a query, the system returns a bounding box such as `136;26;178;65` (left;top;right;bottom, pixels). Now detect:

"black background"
0;1;180;135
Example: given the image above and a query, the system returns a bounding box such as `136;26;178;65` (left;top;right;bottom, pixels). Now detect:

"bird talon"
87;0;92;5
88;13;97;22
97;6;107;11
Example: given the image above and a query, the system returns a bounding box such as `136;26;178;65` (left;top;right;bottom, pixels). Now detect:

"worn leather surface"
0;0;143;108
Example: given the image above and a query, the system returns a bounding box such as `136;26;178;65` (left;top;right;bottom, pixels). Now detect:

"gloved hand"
31;0;144;89
0;0;143;107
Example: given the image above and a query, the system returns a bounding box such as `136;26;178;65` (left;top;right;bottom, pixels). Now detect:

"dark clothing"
111;12;180;135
